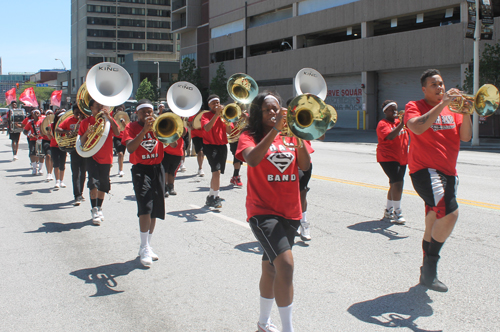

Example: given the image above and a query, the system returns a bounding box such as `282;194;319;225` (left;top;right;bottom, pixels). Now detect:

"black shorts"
204;144;227;174
87;158;112;193
298;162;313;191
249;215;300;264
42;140;51;156
28;140;39;157
162;152;182;175
51;147;67;170
183;134;189;152
131;163;165;219
410;168;458;219
113;137;126;154
380;161;407;184
192;137;204;154
9;132;20;142
229;141;244;164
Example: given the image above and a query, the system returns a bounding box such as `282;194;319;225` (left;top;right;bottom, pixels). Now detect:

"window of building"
147;32;173;40
118;54;126;65
181;53;197;63
72;78;76;88
147;44;173;52
87;5;116;14
211;19;244;39
211;47;244;63
88;29;116;38
88;17;116;26
299;25;361;49
87;41;116;49
118;19;145;27
119;7;145;15
147;0;170;5
147;20;170;29
147;9;170;17
298;0;359;16
373;7;461;36
118;30;146;39
249;6;292;29
100;0;146;3
118;42;145;51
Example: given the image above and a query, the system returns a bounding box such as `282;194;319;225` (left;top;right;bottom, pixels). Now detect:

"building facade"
0;73;35;105
71;0;180;101
174;0;500;135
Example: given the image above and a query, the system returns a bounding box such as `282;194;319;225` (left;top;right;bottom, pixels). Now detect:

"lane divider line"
189;204;250;229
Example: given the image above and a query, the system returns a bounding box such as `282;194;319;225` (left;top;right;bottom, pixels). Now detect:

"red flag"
5;88;16;105
50;90;63;107
19;87;38;107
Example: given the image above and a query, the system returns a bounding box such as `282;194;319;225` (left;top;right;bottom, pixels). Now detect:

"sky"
0;1;71;74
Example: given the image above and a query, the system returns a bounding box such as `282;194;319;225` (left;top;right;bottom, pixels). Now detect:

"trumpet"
448;84;499;117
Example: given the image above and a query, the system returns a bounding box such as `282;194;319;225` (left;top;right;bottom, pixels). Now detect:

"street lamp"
154;61;161;96
55;58;66;70
89;52;105;62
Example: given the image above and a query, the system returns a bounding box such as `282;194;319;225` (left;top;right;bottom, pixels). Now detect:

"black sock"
91;199;97;208
97;198;103;208
428;238;444;257
233;168;240;177
422;240;430;257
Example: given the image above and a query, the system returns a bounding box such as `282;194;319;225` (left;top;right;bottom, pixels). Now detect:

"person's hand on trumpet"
143;115;155;132
441;88;461;106
273;107;287;132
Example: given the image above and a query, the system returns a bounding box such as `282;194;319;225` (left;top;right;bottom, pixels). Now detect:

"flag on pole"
5;88;16;105
50;90;63;107
19;87;39;107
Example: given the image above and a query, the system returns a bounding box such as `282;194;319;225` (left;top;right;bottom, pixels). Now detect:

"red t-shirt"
121;121;163;165
376;119;409;165
24;117;47;141
78;116;117;164
404;99;463;176
236;131;302;221
200;111;228;145
49;123;58;147
58;116;80;132
188;114;204;138
164;136;184;156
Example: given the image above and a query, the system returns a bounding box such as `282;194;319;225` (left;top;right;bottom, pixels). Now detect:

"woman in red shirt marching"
376;100;409;224
236;92;310;332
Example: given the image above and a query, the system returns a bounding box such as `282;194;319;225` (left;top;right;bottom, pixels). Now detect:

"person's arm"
126;118;154;153
102;109;120;136
203;106;223;132
385;121;405;140
242;108;286;167
296;142;311;171
459;114;472;142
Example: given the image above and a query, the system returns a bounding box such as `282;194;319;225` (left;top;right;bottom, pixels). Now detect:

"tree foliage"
209;62;228;103
136;78;156;101
463;42;500;93
177;57;201;87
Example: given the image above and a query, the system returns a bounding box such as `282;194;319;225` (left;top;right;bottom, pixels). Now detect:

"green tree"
463;42;500;93
177;57;201;86
209;62;228;103
136;78;156;101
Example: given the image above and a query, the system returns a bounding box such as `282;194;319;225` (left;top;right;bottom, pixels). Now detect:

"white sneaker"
91;207;101;225
180;163;187;172
118;170;124;177
149;247;159;261
32;167;37;175
60;182;67;188
38;168;44;176
197;169;205;177
97;207;104;221
139;246;153;266
46;174;52;182
393;208;406;225
257;320;280;332
54;180;60;189
300;221;311;241
13;155;18;161
382;208;395;222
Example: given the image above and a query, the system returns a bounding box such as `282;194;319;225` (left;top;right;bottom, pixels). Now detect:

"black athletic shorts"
51;147;67;170
204;144;227;174
113;137;126;154
229;141;244;164
161;152;182;175
249;215;301;264
87;158;112;193
410;168;458;219
298;162;313;191
131;163;165;219
28;140;39;157
192;137;204;154
9;132;20;142
183;134;189;152
42;140;51;156
380;161;407;184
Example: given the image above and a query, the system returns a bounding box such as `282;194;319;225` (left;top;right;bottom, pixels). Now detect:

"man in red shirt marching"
404;69;472;292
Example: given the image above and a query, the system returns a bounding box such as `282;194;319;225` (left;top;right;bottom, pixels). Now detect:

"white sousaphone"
76;62;133;158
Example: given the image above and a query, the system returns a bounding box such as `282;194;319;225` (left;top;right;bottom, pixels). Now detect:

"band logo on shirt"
266;144;296;182
140;133;159;159
431;115;456;132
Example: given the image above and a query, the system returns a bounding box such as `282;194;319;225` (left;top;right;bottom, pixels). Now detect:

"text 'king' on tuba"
75;62;133;158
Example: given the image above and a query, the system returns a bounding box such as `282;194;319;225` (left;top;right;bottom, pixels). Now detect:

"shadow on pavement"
167;206;220;222
16;186;53;195
190;185;233;193
124;194;136;201
347;285;442;332
70;257;148;297
25;219;94;233
3;167;31;172
25;200;74;212
347;219;409;241
234;241;262;255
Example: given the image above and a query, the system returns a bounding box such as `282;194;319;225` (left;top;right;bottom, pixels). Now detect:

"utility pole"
471;0;480;146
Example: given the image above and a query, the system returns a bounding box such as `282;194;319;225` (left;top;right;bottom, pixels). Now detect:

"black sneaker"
164;185;169;197
73;196;83;206
168;184;177;196
212;196;223;208
205;195;213;206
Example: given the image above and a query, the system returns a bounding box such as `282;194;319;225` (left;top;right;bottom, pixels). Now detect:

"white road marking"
189;204;250;229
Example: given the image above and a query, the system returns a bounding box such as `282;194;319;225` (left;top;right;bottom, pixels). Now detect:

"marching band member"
200;94;232;208
236;92;311;332
187;108;206;177
376;100;409;224
122;99;165;267
161;117;186;197
112;104;127;177
228;106;247;187
7;101;22;161
404;69;472;293
48;110;67;189
78;100;120;225
57;105;87;206
41;110;54;181
23;109;45;175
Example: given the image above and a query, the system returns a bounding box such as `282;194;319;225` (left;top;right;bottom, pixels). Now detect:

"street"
0;131;499;332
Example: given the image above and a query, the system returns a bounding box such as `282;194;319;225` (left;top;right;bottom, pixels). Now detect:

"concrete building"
71;0;180;101
0;73;35;105
174;0;500;136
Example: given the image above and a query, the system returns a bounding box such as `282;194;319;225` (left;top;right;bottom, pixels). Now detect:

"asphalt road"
0;131;499;332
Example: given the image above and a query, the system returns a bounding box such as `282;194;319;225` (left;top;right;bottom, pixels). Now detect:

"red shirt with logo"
200;111;228;145
24;117;47;141
78;116;117;164
404;99;463;176
122;121;163;165
376;119;409;165
188;113;205;138
236;131;302;221
164;136;184;156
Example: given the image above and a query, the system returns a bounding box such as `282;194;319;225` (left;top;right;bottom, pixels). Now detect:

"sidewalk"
323;127;500;151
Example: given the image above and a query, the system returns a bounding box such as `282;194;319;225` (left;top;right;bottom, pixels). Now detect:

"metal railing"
172;0;186;11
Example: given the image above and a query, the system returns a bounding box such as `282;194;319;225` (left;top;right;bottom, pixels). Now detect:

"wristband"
272;126;280;133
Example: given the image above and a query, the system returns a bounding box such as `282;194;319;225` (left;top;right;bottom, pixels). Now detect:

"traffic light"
16;83;19;89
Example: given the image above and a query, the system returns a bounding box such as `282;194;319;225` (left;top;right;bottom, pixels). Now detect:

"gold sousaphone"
448;84;499;117
76;62;133;157
55;110;81;152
